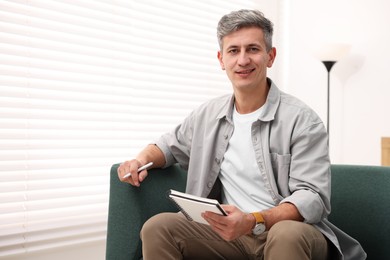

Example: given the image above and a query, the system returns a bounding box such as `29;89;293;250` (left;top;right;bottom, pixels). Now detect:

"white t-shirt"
219;105;275;213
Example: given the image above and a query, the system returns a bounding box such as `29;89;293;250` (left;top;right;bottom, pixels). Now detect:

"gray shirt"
155;78;366;260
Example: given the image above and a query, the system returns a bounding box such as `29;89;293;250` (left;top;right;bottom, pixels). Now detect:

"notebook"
167;189;228;225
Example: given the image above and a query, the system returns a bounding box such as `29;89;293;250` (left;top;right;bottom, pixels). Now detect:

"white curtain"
0;0;255;257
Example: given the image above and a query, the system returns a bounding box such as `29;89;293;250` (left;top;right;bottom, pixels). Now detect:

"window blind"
0;0;256;257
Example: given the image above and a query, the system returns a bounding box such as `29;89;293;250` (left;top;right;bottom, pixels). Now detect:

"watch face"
253;223;266;235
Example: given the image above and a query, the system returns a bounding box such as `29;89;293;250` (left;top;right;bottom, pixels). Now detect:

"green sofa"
106;164;390;260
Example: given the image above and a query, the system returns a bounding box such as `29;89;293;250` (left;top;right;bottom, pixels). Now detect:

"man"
118;9;366;260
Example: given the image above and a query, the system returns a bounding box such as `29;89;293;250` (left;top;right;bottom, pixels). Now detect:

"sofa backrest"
329;164;390;260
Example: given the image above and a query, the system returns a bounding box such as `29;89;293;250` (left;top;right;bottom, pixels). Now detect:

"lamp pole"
317;44;351;148
322;60;336;144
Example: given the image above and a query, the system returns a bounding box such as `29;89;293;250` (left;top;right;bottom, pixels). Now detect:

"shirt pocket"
270;153;291;196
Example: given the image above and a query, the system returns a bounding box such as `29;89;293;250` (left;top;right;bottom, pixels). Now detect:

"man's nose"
237;51;250;66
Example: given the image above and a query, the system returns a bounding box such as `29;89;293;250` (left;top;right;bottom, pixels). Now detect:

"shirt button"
224;134;229;140
259;163;264;170
215;158;221;164
207;182;213;188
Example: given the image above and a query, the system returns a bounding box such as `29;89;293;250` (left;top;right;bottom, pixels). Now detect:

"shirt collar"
260;78;280;122
216;78;281;123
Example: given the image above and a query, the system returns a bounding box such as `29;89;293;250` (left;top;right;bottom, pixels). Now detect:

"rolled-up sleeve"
280;121;331;224
154;112;194;170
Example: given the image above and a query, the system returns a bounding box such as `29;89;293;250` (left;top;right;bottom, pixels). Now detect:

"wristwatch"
251;212;266;235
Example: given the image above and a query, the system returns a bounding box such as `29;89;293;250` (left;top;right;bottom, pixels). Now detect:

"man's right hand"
116;144;166;187
117;159;148;187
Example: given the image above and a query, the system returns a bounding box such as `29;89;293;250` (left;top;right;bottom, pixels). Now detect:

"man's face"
218;27;276;91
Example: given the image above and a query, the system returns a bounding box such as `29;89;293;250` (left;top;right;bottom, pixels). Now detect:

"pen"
123;162;153;179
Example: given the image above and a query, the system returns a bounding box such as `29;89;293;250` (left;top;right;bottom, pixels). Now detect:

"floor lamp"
317;44;351;144
322;61;336;136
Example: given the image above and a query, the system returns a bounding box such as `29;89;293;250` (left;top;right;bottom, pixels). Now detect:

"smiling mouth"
236;68;255;75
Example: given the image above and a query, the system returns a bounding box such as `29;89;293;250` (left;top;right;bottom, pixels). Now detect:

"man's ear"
267;47;277;68
217;51;225;70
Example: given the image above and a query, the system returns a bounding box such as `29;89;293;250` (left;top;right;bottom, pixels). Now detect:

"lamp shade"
315;43;351;62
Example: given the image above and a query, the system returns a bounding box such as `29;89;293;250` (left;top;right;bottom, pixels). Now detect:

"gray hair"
217;9;274;51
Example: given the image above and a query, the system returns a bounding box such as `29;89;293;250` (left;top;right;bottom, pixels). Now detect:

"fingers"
138;169;149;182
202;213;234;241
117;159;142;187
202;206;249;241
202;212;228;230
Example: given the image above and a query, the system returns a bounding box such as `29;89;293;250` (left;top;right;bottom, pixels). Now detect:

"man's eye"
249;47;260;53
228;49;238;54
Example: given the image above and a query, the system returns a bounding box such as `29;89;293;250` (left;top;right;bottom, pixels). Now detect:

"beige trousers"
140;212;330;260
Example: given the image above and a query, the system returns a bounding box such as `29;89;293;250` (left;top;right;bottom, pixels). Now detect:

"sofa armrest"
106;164;187;260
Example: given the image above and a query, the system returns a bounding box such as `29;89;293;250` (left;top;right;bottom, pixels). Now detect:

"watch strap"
251;212;264;224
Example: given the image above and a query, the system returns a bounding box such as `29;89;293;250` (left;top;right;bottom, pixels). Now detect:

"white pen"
123;162;153;179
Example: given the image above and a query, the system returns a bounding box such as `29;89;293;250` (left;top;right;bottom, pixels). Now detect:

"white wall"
261;0;390;165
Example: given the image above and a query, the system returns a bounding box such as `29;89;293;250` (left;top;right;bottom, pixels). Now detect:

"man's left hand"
202;205;255;241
